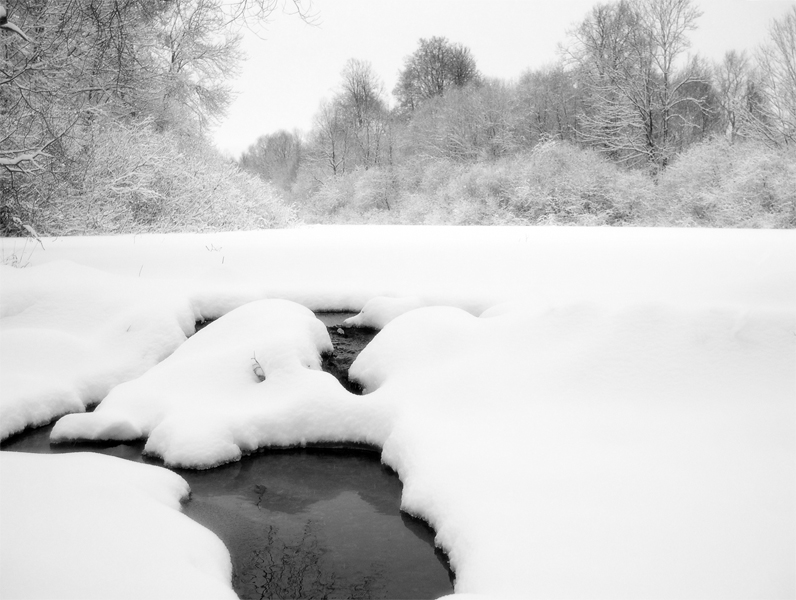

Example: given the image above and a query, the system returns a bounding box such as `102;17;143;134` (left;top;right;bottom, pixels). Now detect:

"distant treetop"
394;36;481;113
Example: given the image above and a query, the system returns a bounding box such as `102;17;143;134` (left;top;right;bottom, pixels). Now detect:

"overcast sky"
211;0;795;157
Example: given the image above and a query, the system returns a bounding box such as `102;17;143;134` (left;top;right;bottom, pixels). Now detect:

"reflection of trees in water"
235;520;387;600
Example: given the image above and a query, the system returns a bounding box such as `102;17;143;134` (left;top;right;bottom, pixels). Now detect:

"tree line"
2;0;793;234
239;0;795;227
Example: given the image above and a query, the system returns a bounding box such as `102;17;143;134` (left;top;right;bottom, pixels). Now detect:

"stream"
1;312;454;600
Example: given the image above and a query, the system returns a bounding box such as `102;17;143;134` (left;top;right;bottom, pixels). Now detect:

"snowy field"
1;226;794;599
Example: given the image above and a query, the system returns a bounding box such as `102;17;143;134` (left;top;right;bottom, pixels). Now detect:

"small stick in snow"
251;353;265;382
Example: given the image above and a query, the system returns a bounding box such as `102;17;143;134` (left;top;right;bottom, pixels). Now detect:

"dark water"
322;326;378;395
179;448;453;599
0;312;453;599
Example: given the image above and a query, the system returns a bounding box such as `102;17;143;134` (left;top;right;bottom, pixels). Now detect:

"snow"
352;303;795;599
0;261;196;439
50;299;391;468
1;226;794;599
3;226;793;313
0;451;236;600
343;295;429;328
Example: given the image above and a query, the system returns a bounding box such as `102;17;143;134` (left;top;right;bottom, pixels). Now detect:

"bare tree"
753;6;796;146
394;36;480;113
569;0;704;167
514;64;580;146
403;79;516;161
311;99;350;176
239;130;302;189
713;50;752;143
339;58;388;167
153;0;243;134
668;55;719;149
569;1;649;162
642;0;703;156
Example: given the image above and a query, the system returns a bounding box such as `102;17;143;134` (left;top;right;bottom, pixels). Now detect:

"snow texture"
1;226;795;599
351;302;795;599
0;451;236;600
0;261;196;440
51;299;391;468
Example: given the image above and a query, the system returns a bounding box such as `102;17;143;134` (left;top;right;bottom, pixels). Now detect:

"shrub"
2;117;298;236
658;138;796;228
292;138;793;228
505;142;655;225
295;142;658;225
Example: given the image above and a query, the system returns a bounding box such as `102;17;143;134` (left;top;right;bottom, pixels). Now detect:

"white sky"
211;0;796;157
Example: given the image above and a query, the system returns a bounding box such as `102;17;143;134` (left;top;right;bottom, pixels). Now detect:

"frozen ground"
1;226;794;599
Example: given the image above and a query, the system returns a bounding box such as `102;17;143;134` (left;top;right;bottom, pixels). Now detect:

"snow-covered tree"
240;130;302;190
568;0;704;167
753;6;796;146
513;64;580;147
394;37;480;113
339;59;390;168
1;0;307;234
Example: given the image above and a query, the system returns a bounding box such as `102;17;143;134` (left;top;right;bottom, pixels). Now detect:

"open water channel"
1;313;454;600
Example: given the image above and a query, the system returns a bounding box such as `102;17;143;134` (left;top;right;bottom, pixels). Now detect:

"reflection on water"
1;429;453;600
179;448;453;599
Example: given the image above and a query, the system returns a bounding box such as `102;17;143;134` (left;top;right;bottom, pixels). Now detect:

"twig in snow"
251;353;265;382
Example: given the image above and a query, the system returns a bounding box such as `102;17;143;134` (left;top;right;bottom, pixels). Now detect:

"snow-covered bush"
3;118;298;236
293;139;794;228
504;142;654;225
352;167;399;212
658;138;796;228
297;141;652;225
299;167;402;224
299;172;356;222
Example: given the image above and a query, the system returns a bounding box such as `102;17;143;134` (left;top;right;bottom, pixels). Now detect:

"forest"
2;0;795;235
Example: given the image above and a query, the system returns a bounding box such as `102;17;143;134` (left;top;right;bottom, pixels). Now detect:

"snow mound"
0;262;195;440
0;451;235;600
51;299;393;468
348;302;795;599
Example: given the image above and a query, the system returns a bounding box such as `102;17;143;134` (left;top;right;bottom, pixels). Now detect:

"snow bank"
51;299;392;468
0;451;235;600
350;303;795;599
0;262;197;440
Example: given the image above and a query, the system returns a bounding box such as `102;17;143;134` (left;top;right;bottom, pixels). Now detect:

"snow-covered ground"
0;452;236;600
1;226;794;599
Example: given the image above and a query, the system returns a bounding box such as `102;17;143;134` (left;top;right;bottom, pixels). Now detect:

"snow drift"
0;451;236;600
351;302;795;599
51;299;392;468
0;261;196;440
